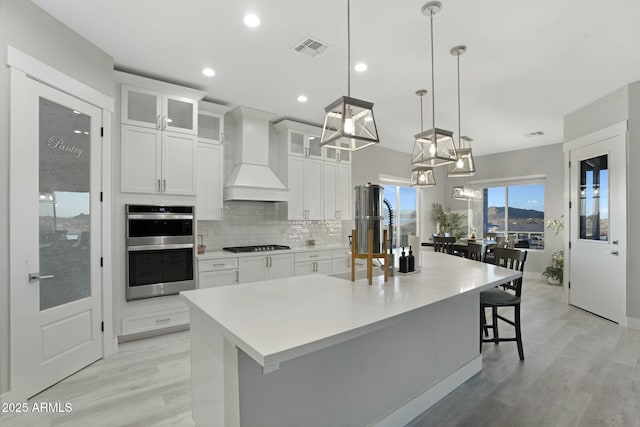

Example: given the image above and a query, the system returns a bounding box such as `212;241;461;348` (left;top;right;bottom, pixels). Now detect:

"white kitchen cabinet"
323;162;352;220
198;257;238;288
197;110;224;144
324;143;351;164
238;254;293;284
121;85;198;135
288;157;324;220
275;120;324;160
196;142;223;220
332;249;365;274
294;250;333;276
121;124;197;195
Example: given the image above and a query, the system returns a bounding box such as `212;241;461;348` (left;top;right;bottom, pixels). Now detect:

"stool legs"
515;305;524;360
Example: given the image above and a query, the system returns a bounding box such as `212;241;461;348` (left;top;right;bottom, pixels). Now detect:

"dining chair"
495;236;506;247
433;236;456;255
466;242;484;261
480;247;527;360
485;232;497;239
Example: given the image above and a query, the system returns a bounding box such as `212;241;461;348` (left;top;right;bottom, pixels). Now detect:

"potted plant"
542;215;564;285
431;203;466;239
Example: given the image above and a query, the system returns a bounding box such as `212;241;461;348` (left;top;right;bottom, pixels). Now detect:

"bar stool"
480;247;527;360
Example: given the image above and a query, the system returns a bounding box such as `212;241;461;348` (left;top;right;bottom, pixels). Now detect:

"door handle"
29;273;55;282
611;250;619;256
156;114;162;129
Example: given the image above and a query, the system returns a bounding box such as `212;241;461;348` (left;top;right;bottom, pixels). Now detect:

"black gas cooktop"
223;244;291;253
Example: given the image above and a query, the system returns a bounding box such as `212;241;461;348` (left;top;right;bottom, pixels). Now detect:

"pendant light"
410;1;457;168
411;90;436;187
448;45;476;177
321;0;380;152
452;185;482;201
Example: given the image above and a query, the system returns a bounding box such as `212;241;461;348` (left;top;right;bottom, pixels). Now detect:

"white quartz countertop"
197;244;348;260
180;250;522;370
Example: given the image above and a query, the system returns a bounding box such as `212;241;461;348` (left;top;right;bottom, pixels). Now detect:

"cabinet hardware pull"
235;271;239;283
157;179;161;192
611;250;619;256
163;179;166;192
212;263;225;267
156;114;162;129
310;255;319;258
155;318;170;324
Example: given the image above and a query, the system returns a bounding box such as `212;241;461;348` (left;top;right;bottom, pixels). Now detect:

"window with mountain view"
483;182;545;249
383;186;417;249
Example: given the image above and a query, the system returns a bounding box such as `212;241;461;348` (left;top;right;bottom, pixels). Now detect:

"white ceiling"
31;0;640;156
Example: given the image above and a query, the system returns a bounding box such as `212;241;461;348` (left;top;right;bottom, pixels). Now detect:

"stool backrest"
433;236;456;254
490;247;527;297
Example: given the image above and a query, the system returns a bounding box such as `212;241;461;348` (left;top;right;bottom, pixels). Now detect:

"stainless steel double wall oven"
126;204;196;300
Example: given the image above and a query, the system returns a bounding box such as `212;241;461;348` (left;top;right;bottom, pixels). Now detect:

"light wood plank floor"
4;277;640;427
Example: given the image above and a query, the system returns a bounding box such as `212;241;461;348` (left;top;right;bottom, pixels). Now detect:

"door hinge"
100;127;104;137
100;192;103;202
101;321;104;332
100;257;104;267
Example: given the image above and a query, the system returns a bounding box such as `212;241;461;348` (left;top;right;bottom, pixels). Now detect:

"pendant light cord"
457;53;461;149
347;0;351;97
420;94;424;132
430;10;435;131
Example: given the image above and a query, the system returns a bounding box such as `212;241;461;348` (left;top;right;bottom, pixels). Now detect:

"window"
383;186;417;249
480;182;545;249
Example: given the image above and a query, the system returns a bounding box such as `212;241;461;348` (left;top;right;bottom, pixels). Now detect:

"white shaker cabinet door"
267;254;294;280
304;158;324;220
196;142;223;220
288;157;305;220
239;256;268;284
323;161;338;220
162;131;197;195
121;124;161;194
336;163;352;220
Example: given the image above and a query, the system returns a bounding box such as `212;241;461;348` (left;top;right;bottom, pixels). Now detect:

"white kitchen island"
180;251;522;427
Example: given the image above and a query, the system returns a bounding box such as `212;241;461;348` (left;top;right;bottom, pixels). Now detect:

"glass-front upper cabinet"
197;111;224;144
121;85;197;135
324;142;351;163
275;120;325;160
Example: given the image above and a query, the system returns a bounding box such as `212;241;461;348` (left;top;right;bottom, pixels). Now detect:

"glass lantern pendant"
321;0;380;152
321;96;379;151
411;165;436;187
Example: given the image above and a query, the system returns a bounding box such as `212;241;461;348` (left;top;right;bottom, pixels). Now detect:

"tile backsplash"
198;201;346;250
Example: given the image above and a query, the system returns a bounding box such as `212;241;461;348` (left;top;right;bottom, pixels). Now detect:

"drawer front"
295;250;332;262
295;259;333;276
332;249;351;258
121;308;189;336
199;257;238;272
199;270;238;288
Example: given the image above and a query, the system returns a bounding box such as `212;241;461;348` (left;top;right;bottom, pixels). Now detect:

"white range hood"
224;106;289;202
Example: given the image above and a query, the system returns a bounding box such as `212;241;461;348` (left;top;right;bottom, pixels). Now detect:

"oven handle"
128;243;194;251
127;214;194;220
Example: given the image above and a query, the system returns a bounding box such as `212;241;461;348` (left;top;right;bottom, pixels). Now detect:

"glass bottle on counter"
399;247;408;273
408;246;415;272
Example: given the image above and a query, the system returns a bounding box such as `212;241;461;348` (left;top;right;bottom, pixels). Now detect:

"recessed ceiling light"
202;68;215;77
297;95;308;103
73;130;82;134
84;131;89;135
72;110;81;114
354;63;368;72
244;14;260;28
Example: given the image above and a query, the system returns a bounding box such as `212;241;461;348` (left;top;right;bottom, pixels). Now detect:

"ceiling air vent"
292;36;328;58
524;131;545;137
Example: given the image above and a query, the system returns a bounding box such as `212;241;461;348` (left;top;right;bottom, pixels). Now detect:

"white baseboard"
626;317;640;330
371;355;482;427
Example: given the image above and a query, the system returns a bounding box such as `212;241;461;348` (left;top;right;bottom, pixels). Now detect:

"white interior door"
569;127;626;323
10;70;103;399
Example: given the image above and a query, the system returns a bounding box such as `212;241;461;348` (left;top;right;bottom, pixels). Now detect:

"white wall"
444;143;565;274
0;0;114;394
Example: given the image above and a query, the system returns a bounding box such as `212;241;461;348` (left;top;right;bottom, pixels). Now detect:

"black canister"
408;246;415;272
399;247;408;273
